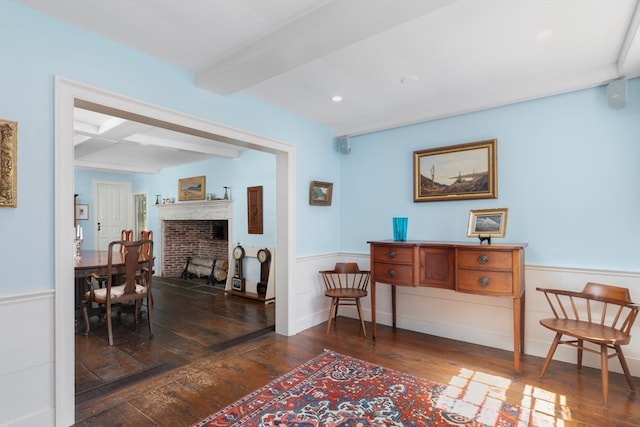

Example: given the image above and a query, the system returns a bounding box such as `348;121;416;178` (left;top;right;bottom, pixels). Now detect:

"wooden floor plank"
74;279;639;426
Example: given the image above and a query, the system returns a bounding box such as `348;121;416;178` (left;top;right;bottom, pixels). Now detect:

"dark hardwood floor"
75;277;275;405
74;279;639;426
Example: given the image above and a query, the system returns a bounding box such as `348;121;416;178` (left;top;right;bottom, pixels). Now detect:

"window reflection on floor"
434;368;569;426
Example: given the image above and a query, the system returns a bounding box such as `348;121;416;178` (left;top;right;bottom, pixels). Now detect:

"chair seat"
539;318;630;345
325;289;368;299
536;282;638;407
85;283;146;302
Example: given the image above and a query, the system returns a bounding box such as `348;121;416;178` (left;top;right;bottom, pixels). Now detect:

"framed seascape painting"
413;139;497;202
178;176;206;201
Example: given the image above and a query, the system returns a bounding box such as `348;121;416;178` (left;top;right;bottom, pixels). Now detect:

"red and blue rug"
193;350;531;426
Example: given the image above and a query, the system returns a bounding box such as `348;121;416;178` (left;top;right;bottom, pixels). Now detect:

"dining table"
75;250;128;277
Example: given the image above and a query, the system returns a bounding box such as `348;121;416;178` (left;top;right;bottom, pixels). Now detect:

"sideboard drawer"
373;245;413;264
457;269;513;295
373;262;414;285
457;249;513;270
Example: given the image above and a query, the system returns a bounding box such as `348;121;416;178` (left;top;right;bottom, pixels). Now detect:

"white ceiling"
19;0;640;174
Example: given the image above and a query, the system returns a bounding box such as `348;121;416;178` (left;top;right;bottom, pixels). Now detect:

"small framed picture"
467;208;508;238
309;181;333;206
76;204;89;220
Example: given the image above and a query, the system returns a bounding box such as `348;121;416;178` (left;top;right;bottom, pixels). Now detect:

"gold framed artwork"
309;181;333;206
467;208;508;239
413;139;497;202
178;176;206;201
0;119;17;208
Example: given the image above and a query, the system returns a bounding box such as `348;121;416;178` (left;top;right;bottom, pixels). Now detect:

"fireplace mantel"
155;200;233;276
156;200;232;220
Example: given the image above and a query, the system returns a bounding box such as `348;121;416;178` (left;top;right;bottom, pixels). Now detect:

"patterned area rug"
193;350;531;426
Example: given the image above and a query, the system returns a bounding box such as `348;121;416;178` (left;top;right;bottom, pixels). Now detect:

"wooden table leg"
513;293;524;375
371;281;376;340
391;284;397;329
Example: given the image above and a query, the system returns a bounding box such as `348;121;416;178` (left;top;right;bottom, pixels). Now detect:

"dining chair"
119;229;134;253
81;239;154;345
140;230;153;257
537;282;638;406
320;262;370;336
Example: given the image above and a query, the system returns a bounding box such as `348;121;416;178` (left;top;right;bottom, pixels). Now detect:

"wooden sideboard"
368;240;526;375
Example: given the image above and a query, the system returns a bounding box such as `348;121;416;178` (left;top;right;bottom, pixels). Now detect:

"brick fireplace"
162;219;228;276
155;201;233;277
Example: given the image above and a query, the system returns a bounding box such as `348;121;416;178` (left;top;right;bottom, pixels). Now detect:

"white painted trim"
296;252;640;375
0;291;55;427
54;77;296;425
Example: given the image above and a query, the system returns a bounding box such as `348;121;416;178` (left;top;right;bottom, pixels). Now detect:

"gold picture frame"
309;181;333;206
0;119;17;208
413;139;497;202
178;176;206;201
467;208;508;239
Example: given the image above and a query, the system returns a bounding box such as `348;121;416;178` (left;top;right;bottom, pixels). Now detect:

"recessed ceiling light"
331;95;343;103
401;75;419;85
535;29;553;40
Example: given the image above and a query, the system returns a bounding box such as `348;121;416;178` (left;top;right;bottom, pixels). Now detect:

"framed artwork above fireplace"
178;175;206;201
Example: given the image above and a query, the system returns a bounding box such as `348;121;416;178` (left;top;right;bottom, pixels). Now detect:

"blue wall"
0;1;338;295
75;150;277;250
0;1;638;297
340;83;640;271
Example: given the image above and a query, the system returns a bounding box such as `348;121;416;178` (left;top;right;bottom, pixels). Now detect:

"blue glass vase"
392;217;408;241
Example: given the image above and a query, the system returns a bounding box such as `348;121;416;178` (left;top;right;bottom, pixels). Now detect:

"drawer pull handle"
387;269;396;278
388;251;396;259
477;255;489;264
478;277;490;287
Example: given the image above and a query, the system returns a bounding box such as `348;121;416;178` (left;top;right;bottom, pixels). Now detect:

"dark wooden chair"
120;229;134;252
81;239;154;345
537;282;638;406
140;230;153;257
320;262;370;336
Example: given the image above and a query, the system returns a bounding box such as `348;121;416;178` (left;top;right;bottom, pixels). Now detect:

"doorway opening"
55;77;295;426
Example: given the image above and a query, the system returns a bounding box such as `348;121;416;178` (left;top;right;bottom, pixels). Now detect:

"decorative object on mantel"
467;208;508;244
0;119;17;208
223;186;230;200
309;180;333;206
155;194;161;204
392;216;408;241
178;175;206;201
247;185;263;234
413;139;497;202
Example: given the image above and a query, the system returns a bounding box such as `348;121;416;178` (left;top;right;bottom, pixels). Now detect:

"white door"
94;181;131;250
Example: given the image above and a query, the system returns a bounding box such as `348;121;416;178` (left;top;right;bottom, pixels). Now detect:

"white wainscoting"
4;256;638;427
294;253;640;376
0;290;55;427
